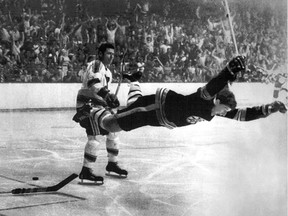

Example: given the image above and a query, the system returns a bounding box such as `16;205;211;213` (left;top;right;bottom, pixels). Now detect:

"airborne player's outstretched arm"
223;101;287;121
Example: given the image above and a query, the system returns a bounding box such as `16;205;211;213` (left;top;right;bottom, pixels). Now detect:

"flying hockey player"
74;55;287;153
73;43;127;184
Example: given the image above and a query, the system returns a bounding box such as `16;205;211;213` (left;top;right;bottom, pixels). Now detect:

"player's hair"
98;43;115;59
216;88;237;109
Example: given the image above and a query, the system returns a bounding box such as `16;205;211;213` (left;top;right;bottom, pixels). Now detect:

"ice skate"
105;162;128;178
79;166;104;185
122;71;142;82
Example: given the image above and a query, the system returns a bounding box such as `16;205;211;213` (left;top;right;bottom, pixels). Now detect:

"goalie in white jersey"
74;43;127;184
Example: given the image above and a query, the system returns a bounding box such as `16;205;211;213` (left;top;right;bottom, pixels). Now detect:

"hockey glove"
105;93;120;108
225;55;246;82
97;86;120;109
72;103;92;123
227;55;246;74
264;101;287;115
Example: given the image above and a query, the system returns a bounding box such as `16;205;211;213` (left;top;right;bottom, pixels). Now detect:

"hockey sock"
127;82;143;106
106;133;120;163
83;137;100;169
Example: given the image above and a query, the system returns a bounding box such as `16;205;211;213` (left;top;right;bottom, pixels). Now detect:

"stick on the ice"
11;173;78;194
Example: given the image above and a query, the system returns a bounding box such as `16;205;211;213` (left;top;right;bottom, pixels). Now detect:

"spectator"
63;70;73;83
63;70;81;83
31;70;42;83
42;70;52;82
51;70;62;83
105;17;119;45
78;65;87;82
20;69;32;82
0;0;286;85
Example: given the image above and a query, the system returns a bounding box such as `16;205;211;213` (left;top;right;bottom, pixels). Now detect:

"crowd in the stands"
0;0;286;83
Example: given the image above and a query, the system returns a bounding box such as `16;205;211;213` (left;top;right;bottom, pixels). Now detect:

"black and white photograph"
0;0;287;215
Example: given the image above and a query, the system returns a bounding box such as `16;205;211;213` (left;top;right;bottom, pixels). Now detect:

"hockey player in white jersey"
73;43;127;184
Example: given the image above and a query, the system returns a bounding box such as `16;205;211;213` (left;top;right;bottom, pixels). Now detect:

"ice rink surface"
0;110;287;216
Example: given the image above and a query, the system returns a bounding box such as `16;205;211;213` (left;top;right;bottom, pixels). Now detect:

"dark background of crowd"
0;0;287;84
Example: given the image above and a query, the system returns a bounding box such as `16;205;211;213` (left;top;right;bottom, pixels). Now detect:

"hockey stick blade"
11;173;78;194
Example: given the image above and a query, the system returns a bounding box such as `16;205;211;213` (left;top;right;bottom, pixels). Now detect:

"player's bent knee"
85;137;101;160
106;132;119;141
102;115;122;133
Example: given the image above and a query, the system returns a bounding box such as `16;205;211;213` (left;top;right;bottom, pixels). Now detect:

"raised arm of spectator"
172;52;179;65
117;17;130;34
211;48;219;61
113;16;121;29
85;28;90;43
25;8;32;22
60;13;66;32
144;53;149;63
126;19;131;27
104;17;109;28
143;29;148;43
2;48;11;63
8;11;13;24
44;21;50;36
170;24;174;44
207;17;214;31
241;44;250;57
19;31;25;48
221;20;226;31
165;24;169;38
165;23;174;45
11;32;24;62
215;37;221;51
134;3;142;12
151;29;155;43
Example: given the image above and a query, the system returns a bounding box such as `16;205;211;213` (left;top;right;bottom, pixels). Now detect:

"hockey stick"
115;49;128;97
115;73;123;97
11;173;78;194
223;0;239;55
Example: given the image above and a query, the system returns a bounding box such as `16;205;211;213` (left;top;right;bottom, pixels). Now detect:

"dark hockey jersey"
164;88;268;128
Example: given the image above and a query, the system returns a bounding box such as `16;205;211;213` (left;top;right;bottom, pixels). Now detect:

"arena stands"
0;0;286;84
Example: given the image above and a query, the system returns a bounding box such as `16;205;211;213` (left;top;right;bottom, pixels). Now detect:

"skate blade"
78;179;104;186
105;172;127;179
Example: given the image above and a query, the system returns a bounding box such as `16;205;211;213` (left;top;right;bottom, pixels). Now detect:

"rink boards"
0;83;281;110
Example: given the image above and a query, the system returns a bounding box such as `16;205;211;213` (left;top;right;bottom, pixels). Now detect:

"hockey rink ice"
0;109;287;216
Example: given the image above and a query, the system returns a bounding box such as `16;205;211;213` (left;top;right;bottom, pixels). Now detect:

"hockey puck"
32;177;39;181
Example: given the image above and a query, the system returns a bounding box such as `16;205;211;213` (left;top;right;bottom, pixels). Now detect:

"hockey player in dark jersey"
74;55;287;140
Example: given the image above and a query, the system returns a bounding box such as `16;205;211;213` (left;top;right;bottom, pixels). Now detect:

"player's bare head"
216;87;237;110
98;43;115;60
